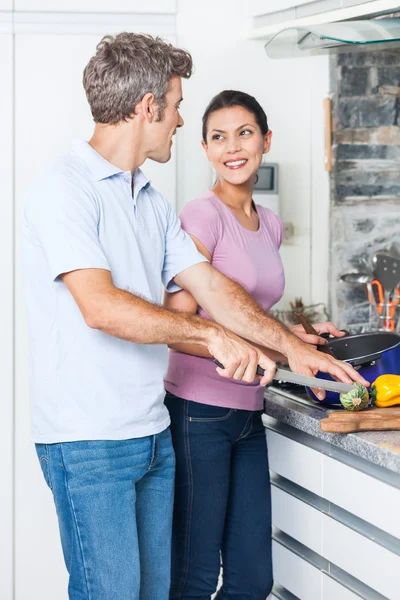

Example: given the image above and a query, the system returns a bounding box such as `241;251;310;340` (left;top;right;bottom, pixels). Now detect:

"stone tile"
337;159;400;172
375;126;400;143
329;202;400;326
339;65;369;97
377;67;400;87
335;126;400;145
335;128;373;143
337;50;400;68
359;96;397;127
337;98;360;128
336;144;400;160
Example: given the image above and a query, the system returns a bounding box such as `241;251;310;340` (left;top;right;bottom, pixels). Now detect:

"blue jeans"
36;428;175;600
165;393;273;600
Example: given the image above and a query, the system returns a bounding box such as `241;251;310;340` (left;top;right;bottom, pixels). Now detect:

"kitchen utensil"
373;254;400;331
369;280;399;330
388;242;400;259
320;406;400;433
340;271;377;311
213;360;353;393
306;332;400;405
295;312;337;358
340;272;370;285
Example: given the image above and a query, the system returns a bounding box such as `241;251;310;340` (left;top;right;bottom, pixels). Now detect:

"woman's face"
202;106;272;187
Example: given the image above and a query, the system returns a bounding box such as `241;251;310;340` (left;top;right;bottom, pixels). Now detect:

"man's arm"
173;262;369;391
61;268;276;385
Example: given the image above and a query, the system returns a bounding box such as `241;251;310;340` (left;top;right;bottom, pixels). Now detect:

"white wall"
176;0;330;308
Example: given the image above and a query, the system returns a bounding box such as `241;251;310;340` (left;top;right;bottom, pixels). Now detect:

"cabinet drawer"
267;431;323;495
322;575;361;600
272;541;322;600
271;487;322;555
323;515;400;600
323;455;400;539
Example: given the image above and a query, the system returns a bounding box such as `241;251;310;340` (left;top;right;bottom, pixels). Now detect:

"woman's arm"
164;287;214;358
164;234;285;361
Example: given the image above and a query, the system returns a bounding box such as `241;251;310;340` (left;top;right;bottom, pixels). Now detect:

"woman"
164;90;342;599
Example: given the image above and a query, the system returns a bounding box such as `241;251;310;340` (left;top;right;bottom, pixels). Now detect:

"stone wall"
330;49;400;331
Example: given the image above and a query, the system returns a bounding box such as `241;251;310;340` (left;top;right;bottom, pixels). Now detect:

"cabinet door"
15;0;176;12
14;31;176;600
248;0;310;16
267;431;323;495
272;541;322;600
0;32;14;600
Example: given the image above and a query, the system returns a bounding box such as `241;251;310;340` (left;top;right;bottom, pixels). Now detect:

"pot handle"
320;329;350;341
351;352;382;368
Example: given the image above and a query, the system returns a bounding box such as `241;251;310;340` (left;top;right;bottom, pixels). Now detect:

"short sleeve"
259;207;284;249
276;215;285;248
179;198;221;256
23;175;110;281
162;200;208;293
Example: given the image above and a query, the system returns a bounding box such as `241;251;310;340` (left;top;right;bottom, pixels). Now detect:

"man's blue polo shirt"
22;140;207;443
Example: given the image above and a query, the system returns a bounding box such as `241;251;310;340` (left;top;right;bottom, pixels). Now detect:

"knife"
213;360;354;394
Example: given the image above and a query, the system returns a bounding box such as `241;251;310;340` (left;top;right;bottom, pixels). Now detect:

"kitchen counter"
264;386;400;475
263;386;400;600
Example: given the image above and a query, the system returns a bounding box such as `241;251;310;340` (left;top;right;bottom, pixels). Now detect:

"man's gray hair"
83;32;193;124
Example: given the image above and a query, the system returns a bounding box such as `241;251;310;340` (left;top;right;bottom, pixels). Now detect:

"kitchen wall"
329;48;400;329
177;0;331;310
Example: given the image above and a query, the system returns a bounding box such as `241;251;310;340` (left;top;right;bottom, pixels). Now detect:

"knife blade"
272;368;354;394
213;360;354;394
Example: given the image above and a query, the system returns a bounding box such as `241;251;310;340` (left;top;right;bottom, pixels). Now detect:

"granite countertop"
264;386;400;475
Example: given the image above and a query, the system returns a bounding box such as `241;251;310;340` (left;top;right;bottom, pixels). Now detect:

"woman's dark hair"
202;90;269;142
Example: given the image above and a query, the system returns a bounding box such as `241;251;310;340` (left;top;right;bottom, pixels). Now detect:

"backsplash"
329;49;400;332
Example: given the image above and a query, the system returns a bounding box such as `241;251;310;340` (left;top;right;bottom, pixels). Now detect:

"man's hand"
285;340;369;400
290;322;346;347
207;329;276;386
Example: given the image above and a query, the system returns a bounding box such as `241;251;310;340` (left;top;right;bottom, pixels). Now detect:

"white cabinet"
0;32;14;600
248;0;311;17
322;575;361;600
271;487;323;555
323;516;400;600
272;542;322;600
15;0;176;12
267;427;400;599
323;454;400;539
0;0;12;9
267;430;323;495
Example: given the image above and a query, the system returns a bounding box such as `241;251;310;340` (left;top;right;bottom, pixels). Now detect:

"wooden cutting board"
320;406;400;433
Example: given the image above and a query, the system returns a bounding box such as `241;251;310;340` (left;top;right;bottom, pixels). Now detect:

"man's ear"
135;92;157;123
201;139;212;162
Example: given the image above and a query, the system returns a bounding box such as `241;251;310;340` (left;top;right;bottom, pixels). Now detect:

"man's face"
146;77;184;164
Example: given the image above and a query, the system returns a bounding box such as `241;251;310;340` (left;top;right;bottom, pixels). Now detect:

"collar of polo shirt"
71;139;151;196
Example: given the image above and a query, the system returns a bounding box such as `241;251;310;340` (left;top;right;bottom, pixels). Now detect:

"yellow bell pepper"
371;375;400;408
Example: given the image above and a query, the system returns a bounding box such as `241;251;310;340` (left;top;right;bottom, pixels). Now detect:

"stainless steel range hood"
265;18;400;58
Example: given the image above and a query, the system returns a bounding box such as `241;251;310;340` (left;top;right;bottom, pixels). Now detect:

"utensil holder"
368;302;399;332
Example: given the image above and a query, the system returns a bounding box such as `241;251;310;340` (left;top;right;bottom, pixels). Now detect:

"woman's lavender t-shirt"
165;191;285;410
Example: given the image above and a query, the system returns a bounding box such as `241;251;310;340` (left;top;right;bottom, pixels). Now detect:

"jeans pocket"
35;444;53;490
188;401;235;422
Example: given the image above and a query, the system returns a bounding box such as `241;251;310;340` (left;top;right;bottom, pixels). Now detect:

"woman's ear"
263;130;273;154
201;139;212;162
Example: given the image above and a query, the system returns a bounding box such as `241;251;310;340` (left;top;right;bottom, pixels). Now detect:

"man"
23;33;367;600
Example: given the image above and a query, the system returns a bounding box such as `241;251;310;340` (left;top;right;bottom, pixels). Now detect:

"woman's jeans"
36;428;175;600
165;392;273;600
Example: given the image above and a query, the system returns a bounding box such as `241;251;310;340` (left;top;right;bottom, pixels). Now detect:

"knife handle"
295;312;337;358
213;359;265;376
